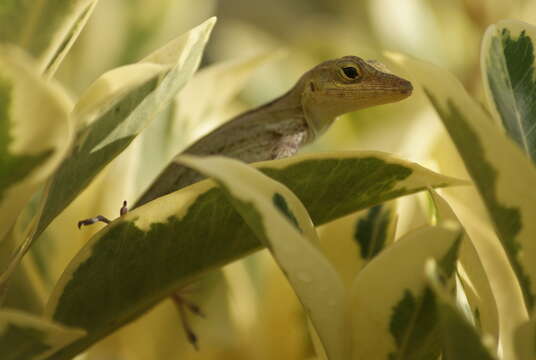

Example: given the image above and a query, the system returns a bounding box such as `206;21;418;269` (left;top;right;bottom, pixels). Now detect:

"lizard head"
300;55;413;137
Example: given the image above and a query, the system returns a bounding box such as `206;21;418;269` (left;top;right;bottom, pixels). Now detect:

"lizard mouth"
358;80;413;95
325;85;413;98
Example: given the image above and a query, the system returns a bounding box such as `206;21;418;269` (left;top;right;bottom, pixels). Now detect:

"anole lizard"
133;56;412;208
78;56;411;227
76;55;412;348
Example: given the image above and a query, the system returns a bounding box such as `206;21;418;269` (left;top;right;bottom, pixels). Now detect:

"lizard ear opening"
309;81;316;92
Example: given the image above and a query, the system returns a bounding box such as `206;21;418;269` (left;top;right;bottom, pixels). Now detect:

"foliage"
1;2;536;360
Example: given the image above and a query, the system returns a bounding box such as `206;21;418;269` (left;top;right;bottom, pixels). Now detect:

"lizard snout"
399;79;413;95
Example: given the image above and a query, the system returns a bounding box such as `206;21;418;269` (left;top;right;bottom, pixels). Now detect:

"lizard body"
134;56;412;208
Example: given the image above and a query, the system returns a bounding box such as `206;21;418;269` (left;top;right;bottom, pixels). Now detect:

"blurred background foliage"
13;0;536;358
56;0;536;157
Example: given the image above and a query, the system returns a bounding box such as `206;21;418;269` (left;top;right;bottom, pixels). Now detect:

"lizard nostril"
399;80;413;95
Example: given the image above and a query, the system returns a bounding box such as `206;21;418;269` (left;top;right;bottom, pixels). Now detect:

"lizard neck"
302;104;337;139
284;72;339;140
300;89;339;139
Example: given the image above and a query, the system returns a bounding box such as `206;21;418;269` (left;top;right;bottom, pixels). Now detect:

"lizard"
76;55;413;348
132;55;413;208
79;55;412;227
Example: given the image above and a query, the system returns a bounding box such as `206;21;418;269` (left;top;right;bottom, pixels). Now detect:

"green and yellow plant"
1;2;536;360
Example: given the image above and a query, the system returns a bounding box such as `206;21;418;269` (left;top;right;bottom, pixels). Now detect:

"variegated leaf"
482;20;536;163
350;225;461;360
178;155;347;360
391;54;536;315
44;151;462;360
1;16;215;309
28;51;281;299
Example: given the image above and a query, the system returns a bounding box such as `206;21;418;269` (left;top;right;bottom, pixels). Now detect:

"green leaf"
391;54;536;313
0;0;98;75
44;151;462;360
482;20;536;163
0;47;72;244
389;287;438;360
350;225;461;360
355;204;393;261
0;309;85;360
35;17;216;239
426;261;497;360
178;155;348;360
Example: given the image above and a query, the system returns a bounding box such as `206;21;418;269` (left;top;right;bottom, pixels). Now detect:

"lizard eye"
340;66;361;80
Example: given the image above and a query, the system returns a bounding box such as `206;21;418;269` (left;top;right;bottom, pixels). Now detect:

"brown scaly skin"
134;56;412;207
